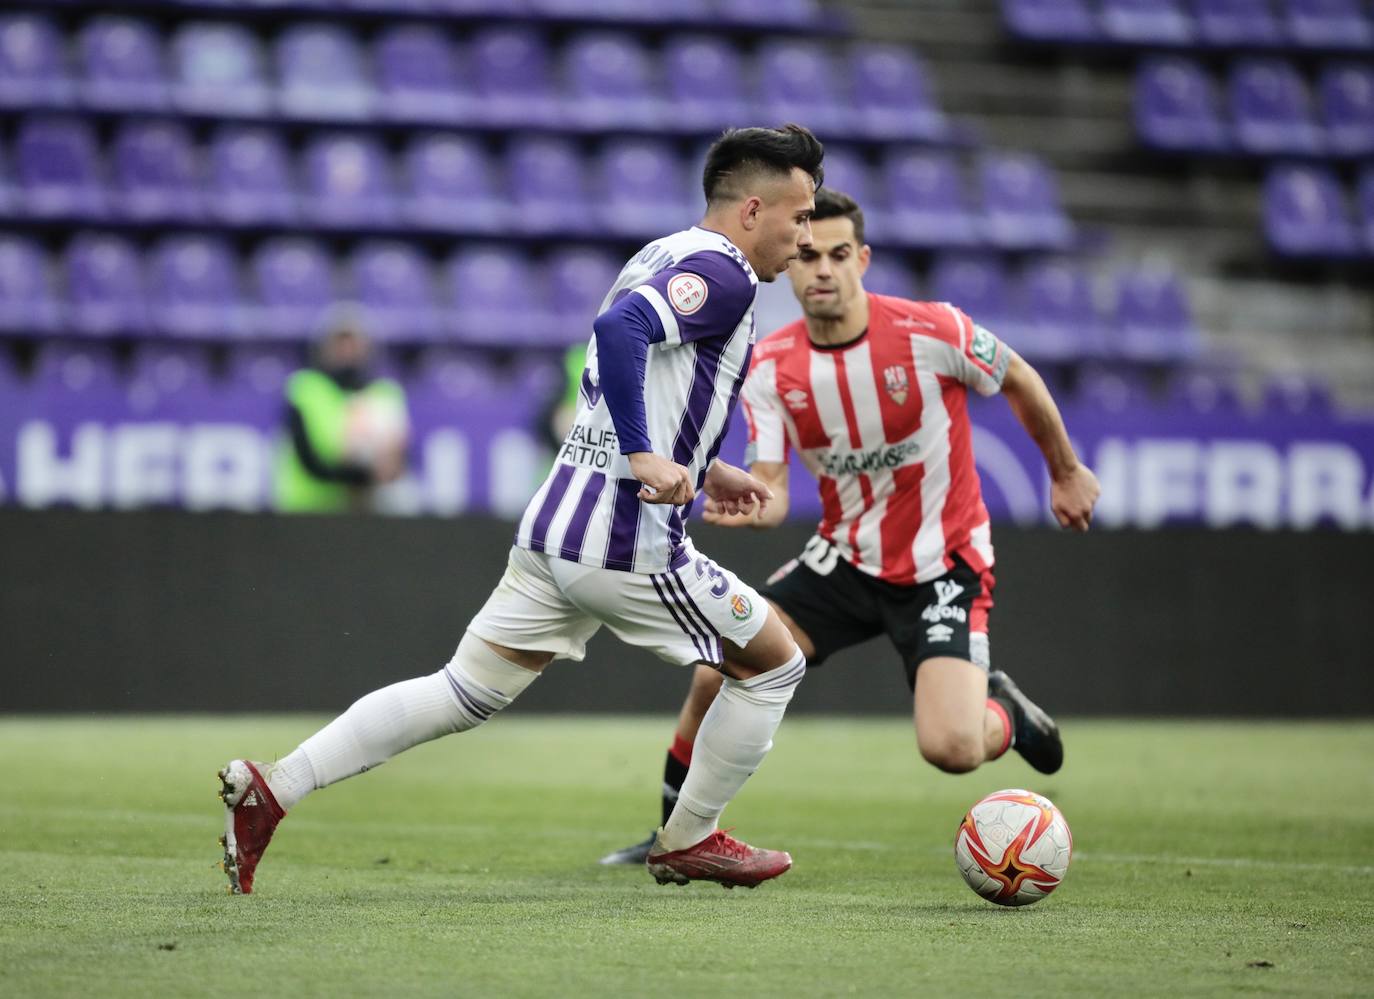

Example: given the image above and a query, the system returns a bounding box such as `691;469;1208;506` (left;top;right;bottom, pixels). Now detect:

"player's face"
788;217;871;321
750;168;816;282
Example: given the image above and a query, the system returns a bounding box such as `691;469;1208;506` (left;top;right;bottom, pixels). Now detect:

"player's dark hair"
702;124;825;205
811;187;866;245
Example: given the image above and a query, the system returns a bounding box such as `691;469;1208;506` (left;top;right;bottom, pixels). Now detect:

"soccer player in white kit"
216;125;825;894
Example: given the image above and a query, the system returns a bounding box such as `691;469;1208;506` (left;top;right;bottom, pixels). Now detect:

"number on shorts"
694;557;730;598
800;536;840;576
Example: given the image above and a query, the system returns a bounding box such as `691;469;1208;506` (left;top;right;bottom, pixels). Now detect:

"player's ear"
857;245;872;275
740;196;763;231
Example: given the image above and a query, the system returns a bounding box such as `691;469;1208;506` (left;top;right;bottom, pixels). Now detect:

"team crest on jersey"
730;593;753;621
883;365;910;405
972;325;999;366
667;273;708;315
784;388;810;412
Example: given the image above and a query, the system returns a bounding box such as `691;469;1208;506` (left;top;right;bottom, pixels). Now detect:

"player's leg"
218;547;596;893
912;655;1007;774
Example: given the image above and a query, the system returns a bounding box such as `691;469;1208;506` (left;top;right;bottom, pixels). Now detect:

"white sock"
658;649;806;852
266;634;540;810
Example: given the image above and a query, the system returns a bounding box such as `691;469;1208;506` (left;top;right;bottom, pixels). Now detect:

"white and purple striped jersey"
515;226;759;573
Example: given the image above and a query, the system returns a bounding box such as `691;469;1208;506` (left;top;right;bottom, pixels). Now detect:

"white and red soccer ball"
954;789;1072;906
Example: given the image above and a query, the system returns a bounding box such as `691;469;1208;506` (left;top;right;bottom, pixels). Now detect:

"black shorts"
760;536;994;690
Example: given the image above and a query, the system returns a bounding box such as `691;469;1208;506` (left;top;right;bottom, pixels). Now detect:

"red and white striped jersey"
742;293;1010;586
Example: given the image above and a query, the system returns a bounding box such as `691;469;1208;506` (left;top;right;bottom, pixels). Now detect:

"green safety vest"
275;369;407;513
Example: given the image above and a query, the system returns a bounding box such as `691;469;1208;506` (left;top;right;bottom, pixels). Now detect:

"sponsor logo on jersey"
817;438;922;477
730;593;753;620
893;315;937;330
934;579;965;606
922;578;969;624
883;365;910;405
971;325;999;366
784;388;810;412
926;623;955;643
667;273;709;315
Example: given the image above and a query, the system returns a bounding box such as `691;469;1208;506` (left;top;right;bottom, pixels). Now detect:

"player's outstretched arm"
1000;351;1100;532
701;460;789;528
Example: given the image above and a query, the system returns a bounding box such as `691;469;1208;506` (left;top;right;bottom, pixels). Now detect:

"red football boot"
646;829;792;889
218;759;285;895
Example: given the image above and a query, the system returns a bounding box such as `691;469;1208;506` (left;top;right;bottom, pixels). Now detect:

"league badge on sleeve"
667;274;709;316
971;325;1000;366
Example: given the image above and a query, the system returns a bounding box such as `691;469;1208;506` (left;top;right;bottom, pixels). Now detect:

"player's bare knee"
918;730;984;774
723;609;799;679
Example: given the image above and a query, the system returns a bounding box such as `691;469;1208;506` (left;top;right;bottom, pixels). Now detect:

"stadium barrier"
1;509;1370;717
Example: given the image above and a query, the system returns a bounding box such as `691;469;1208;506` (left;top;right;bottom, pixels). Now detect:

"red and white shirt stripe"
742;293;1009;586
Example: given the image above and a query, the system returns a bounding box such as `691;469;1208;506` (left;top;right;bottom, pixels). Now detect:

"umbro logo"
934;580;964;606
784;388;810;412
926;623;954;643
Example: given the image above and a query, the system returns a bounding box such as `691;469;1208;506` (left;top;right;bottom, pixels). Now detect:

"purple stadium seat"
1018;259;1104;361
444;246;550;345
401;133;507;234
545;246;621;328
1193;0;1285;46
596;139;693;238
563;33;665;130
1230;60;1324;155
206;127;298;225
374;25;476;124
1262;372;1333;416
818;146;877;209
1167;369;1244;416
65;233;149;336
0;14;72;108
147;236;245;339
713;0;822;28
302;134;397;228
1320;63;1374;156
470;26;558;127
31;341;122;397
758;41;847;136
78;17;169;112
1264;163;1361;255
1135;58;1230;152
507;136;594;234
112;120;203;222
251;238;337;339
930;256;1015;329
277;23;376;122
348;242;442;342
411;348;505;408
1001;0;1100;42
225;342;305;423
0;235;62;333
16;116;107;219
978;153;1073;250
1112;268;1201;361
1101;0;1198;44
127;342;215;419
881;150;981;249
1076;364;1151;413
859;256;920;300
1359;167;1374;252
1282;0;1374;50
171;23;271;117
849;44;949;143
662;36;753;131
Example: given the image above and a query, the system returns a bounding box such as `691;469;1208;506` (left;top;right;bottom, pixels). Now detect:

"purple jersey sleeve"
591;292;665;455
631;250;755;347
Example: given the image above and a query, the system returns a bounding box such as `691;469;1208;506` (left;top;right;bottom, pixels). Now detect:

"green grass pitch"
2;715;1371;997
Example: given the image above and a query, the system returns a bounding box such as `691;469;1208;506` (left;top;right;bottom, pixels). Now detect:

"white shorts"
468;543;768;667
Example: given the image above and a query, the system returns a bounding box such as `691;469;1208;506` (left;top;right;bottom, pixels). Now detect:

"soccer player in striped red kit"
601;188;1101;865
217;126;825;894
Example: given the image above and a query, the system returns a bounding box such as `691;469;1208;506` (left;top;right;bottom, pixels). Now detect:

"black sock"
661;748;690;826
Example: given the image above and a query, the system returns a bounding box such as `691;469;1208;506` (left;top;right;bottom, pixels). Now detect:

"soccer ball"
954;788;1072;906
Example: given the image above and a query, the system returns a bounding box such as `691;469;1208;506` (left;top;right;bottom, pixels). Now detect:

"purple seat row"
1264;163;1374;256
0;15;946;142
1006;0;1374;51
0;119;1074;251
1137;57;1374;156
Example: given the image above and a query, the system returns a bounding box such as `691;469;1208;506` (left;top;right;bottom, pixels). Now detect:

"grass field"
1;716;1371;997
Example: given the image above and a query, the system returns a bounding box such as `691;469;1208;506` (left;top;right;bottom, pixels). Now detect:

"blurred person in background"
275;310;409;513
601;188;1100;865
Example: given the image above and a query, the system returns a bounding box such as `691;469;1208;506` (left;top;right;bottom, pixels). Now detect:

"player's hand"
702;460;773;521
1051;464;1100;532
628;452;694;506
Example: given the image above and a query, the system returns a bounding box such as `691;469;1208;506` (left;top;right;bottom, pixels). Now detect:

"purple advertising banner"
1;383;1373;529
